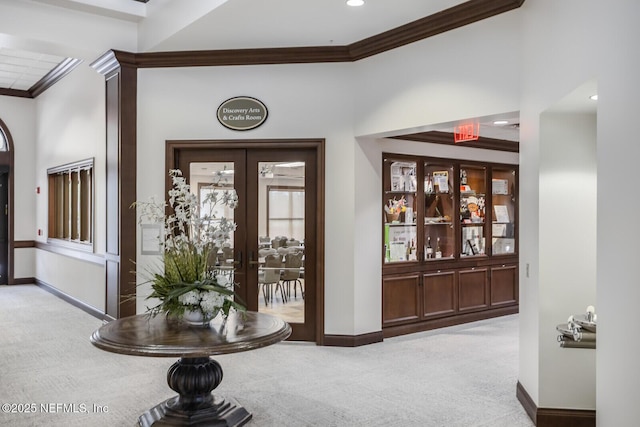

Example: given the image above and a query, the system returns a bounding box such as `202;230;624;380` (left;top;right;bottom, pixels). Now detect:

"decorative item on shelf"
131;169;246;328
461;195;485;223
556;305;597;349
425;235;433;259
425;173;434;193
384;196;406;223
432;171;449;193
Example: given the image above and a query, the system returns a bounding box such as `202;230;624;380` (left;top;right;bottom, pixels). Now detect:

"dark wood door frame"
166;139;325;345
0;118;14;285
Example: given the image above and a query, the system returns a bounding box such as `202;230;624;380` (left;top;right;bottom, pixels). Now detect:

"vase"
182;309;215;328
386;212;400;223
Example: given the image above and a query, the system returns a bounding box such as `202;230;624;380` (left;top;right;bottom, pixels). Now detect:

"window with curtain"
267;186;304;240
47;158;94;249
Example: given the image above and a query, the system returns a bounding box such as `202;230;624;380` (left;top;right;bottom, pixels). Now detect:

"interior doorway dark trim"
0;118;15;285
166;139;326;345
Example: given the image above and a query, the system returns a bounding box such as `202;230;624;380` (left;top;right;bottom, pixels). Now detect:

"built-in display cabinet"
382;154;518;337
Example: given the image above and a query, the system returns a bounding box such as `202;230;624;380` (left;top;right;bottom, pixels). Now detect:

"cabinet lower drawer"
423;270;456;318
490;264;518;306
458;268;489;312
382;274;420;326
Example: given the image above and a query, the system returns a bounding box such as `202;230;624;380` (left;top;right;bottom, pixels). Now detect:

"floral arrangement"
133;169;246;322
384;196;407;215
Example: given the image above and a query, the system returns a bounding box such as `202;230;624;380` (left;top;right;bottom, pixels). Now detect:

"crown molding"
132;0;525;68
349;0;524;60
3;0;525;97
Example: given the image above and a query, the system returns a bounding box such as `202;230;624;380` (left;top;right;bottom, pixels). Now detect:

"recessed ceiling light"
589;94;598;101
347;0;364;6
493;120;509;125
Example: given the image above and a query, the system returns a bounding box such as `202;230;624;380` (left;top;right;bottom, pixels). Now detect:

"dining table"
90;311;291;426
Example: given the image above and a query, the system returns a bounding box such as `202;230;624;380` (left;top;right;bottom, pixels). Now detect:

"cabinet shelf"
383;154;517;265
385;190;416;194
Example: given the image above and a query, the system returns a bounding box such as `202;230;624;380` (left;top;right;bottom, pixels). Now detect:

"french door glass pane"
258;161;305;324
189;162;236;280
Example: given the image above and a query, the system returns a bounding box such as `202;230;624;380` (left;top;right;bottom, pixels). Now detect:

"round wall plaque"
217;96;268;131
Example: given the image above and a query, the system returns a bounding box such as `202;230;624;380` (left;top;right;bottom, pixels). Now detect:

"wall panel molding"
35;279;106;321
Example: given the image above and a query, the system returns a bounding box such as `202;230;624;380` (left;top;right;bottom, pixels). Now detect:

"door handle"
248;251;259;268
236;251;243;269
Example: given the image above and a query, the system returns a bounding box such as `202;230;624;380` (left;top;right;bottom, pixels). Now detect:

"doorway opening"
0;119;13;286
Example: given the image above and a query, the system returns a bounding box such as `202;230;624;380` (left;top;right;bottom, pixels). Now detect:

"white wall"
35;249;105;310
592;1;640;424
539;111;596;408
519;0;600;407
0;95;37;279
520;0;640;423
136;64;358;334
0;0;138;304
33;62;107;306
350;10;522;336
352;10;521;138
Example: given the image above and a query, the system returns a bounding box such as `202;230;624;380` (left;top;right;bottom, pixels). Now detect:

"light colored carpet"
0;285;533;426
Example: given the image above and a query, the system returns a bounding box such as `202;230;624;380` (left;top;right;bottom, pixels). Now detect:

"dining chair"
258;248;277;258
286;239;301;247
258;236;271;249
258;253;286;306
281;251;304;300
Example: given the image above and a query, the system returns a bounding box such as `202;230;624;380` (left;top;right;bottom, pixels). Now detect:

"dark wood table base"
138;357;252;427
91;312;291;426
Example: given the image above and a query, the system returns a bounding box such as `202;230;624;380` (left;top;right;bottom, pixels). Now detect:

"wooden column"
91;50;137;320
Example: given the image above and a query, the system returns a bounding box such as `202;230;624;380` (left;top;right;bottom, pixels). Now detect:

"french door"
171;141;321;342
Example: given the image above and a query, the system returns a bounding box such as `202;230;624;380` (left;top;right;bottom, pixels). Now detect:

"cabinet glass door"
460;165;487;257
424;161;454;260
383;159;417;263
491;167;516;255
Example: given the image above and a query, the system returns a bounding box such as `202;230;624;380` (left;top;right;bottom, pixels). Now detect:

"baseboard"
517;381;596;427
35;279;107;322
516;381;539;423
12;277;36;285
383;305;519;338
323;330;384;347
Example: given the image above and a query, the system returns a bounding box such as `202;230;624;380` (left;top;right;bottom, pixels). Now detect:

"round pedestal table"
90;311;291;426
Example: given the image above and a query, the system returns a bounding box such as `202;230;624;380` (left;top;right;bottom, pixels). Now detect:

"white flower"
200;291;224;313
133;168;243;319
179;290;200;306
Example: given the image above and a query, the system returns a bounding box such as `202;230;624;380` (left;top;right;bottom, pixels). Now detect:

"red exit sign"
454;123;480;143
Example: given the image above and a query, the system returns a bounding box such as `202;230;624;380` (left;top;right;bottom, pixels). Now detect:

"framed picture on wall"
141;224;163;255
